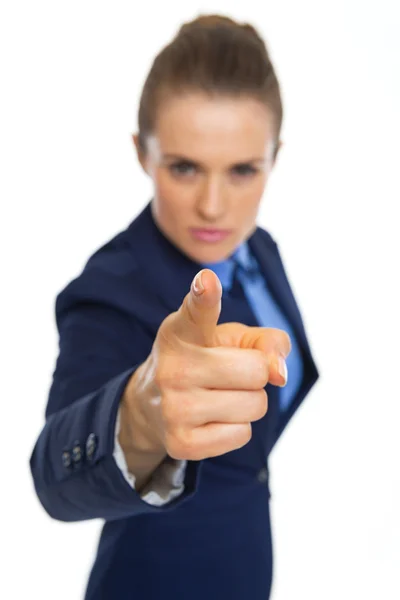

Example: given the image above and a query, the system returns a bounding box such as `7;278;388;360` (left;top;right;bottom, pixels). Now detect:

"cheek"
153;171;176;211
153;169;171;199
152;171;192;226
153;169;177;202
234;181;265;219
155;171;195;211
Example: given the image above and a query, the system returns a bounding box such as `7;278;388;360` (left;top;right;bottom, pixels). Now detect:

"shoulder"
253;223;279;248
55;226;147;324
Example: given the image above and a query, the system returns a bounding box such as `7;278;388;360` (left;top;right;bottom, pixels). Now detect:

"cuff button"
86;433;98;460
62;450;72;469
72;442;83;465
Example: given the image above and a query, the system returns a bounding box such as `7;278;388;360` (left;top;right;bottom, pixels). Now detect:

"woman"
30;14;319;600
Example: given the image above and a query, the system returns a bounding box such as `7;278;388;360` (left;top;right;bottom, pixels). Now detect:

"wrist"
119;357;165;458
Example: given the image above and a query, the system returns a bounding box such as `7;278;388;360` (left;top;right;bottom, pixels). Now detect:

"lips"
189;228;232;243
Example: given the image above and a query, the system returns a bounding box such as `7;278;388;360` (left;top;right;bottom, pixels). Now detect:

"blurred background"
1;1;399;598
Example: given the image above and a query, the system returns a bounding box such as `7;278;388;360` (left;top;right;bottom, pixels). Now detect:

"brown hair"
137;14;283;158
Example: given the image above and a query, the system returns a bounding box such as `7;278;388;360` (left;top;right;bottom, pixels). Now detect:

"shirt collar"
201;241;256;292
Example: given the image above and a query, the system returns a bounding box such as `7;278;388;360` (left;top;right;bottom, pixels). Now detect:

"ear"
132;133;148;173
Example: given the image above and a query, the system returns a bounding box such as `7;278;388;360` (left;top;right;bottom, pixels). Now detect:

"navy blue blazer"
30;200;319;599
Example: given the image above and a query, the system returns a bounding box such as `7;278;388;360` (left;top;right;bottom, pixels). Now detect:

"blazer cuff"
113;407;187;506
31;367;201;522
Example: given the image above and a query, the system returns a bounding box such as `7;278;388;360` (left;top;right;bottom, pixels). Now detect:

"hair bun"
177;14;267;54
178;14;238;34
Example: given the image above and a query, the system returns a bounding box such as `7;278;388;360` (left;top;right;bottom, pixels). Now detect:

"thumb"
169;269;222;347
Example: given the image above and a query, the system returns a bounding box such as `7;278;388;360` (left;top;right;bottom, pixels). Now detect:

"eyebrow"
162;154;266;166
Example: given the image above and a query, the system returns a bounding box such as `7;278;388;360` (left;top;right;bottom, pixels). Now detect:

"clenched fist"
120;268;291;477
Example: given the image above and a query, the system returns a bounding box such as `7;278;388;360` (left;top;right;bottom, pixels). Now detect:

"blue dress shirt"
202;241;304;411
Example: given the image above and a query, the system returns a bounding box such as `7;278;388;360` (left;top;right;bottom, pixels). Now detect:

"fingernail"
192;271;204;296
278;355;288;385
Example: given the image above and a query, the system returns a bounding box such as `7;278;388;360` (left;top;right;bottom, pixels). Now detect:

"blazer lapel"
248;228;314;361
126;201;204;315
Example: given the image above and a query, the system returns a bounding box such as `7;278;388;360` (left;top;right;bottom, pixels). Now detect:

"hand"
122;269;291;463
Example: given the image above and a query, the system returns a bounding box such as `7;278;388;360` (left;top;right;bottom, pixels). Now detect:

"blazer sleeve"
29;271;201;522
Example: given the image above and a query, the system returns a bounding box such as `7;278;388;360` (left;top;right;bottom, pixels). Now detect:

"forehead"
151;93;275;162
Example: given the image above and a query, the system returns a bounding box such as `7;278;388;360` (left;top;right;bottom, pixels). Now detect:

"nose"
195;176;227;222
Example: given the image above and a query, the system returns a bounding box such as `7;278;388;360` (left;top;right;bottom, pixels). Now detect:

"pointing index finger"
171;269;222;347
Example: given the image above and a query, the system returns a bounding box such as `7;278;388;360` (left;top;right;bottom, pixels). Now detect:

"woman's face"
133;93;281;264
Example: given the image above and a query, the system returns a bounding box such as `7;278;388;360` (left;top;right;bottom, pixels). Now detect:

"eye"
169;161;197;176
232;164;258;177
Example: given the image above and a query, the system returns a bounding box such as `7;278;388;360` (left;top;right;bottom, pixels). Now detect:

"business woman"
30;13;319;600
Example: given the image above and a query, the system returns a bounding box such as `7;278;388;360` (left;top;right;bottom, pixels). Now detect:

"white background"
1;1;399;598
